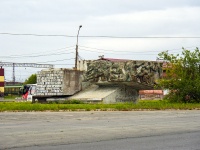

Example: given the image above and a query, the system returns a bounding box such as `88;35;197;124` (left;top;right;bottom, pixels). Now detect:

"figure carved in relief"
136;62;156;84
110;62;125;81
84;60;162;85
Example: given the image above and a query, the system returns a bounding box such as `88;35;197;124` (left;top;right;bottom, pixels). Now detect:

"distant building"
0;67;4;97
139;90;164;100
4;82;23;96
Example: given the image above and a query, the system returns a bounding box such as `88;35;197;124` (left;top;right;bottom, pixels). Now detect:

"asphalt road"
0;111;200;150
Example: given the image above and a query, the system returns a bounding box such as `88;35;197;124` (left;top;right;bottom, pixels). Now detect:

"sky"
0;0;200;82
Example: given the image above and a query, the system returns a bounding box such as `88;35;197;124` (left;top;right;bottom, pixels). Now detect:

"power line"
78;55;85;60
0;51;75;59
0;32;71;37
0;46;75;58
79;45;200;54
36;58;75;63
79;48;160;55
79;45;162;53
1;32;200;38
79;36;200;39
26;45;75;54
53;64;74;65
78;47;166;55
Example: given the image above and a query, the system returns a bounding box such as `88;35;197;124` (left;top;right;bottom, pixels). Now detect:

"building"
0;67;4;97
139;90;164;100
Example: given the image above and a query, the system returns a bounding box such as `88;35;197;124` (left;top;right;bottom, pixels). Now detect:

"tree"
158;47;200;103
24;74;37;85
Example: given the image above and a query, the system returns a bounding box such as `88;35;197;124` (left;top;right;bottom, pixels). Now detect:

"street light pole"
75;25;82;70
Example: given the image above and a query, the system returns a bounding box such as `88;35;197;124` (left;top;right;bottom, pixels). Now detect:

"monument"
74;58;163;103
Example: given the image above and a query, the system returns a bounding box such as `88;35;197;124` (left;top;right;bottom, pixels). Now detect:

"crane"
0;62;54;82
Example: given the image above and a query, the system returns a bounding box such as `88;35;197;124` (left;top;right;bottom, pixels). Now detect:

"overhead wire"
36;58;75;63
53;64;74;65
79;47;166;55
79;45;200;55
1;32;199;57
1;32;200;80
1;32;200;38
0;46;76;58
78;54;85;60
0;51;75;59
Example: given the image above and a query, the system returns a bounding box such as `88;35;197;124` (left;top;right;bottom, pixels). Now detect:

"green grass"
0;100;200;112
4;95;19;100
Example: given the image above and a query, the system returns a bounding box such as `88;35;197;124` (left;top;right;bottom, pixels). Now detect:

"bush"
158;48;200;103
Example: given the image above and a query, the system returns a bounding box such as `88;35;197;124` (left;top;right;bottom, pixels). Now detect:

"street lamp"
75;25;82;70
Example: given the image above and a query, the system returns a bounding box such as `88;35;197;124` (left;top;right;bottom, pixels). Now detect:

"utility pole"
12;63;15;82
75;25;82;70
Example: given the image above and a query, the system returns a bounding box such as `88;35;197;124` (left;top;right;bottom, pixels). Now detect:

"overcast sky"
1;0;200;82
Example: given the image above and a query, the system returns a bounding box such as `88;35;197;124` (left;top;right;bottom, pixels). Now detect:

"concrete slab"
68;84;120;103
68;84;139;103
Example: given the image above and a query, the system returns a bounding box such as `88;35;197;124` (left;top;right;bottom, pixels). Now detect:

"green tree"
158;47;200;103
24;74;37;85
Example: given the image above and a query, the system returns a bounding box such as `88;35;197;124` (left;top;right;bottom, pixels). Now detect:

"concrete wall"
77;60;88;71
115;86;139;103
62;69;83;95
36;68;83;96
102;86;139;103
103;88;121;104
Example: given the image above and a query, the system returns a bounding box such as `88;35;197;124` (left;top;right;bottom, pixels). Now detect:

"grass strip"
0;100;200;112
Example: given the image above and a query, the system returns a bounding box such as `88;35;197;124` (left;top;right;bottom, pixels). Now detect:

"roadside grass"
0;100;200;112
4;95;19;100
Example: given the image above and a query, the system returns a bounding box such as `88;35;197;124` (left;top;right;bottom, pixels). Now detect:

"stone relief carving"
83;60;163;85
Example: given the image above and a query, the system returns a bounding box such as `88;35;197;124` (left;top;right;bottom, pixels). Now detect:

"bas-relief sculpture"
84;60;163;86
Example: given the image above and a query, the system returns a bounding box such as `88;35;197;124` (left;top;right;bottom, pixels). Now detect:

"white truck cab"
26;84;37;101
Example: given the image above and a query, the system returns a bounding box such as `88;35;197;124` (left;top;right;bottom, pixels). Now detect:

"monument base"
68;83;140;104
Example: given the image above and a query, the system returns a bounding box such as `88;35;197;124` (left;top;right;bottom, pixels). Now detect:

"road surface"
0;110;200;150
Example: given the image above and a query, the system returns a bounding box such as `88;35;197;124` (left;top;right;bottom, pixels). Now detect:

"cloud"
81;6;200;36
1;0;200;81
1;0;200;23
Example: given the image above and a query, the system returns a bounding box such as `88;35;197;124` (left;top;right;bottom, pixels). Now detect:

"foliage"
158;47;200;103
24;74;37;84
